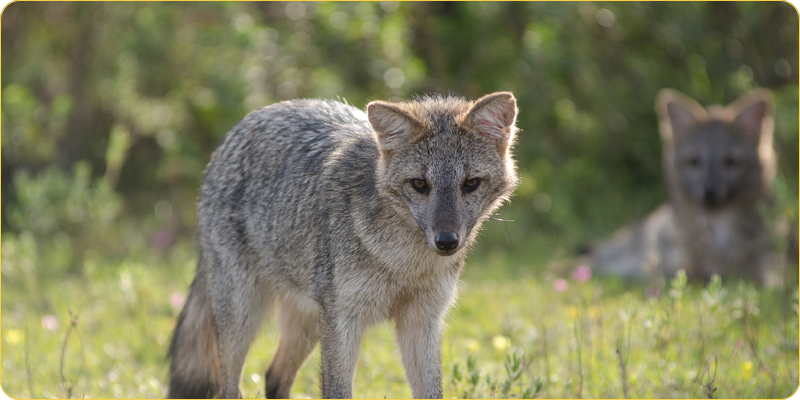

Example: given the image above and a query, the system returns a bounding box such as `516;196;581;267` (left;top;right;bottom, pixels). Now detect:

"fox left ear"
467;92;518;148
655;89;706;145
730;89;774;144
367;101;420;152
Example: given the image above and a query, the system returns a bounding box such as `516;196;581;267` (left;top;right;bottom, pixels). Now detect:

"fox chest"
703;213;736;249
330;255;461;325
682;210;765;271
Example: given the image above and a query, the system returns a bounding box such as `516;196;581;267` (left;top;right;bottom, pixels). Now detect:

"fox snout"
703;185;718;206
701;184;729;208
427;199;465;256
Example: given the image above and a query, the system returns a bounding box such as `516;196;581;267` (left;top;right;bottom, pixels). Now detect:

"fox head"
656;89;775;210
367;92;519;256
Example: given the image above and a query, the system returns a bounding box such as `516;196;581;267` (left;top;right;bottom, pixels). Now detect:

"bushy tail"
168;264;220;398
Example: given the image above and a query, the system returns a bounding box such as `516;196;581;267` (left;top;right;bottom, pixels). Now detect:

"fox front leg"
395;313;444;399
319;312;364;399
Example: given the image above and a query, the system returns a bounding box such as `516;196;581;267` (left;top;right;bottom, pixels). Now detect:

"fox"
592;88;777;284
167;92;520;399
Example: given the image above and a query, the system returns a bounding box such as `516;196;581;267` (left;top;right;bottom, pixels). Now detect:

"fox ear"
656;89;705;145
367;101;420;152
467;92;518;145
730;89;774;144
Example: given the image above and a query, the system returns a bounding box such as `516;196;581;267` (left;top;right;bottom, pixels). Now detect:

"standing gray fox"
168;92;520;398
592;89;777;284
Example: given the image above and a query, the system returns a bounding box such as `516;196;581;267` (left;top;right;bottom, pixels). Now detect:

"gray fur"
168;93;519;398
593;89;778;284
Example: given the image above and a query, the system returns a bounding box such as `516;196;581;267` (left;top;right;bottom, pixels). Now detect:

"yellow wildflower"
567;306;580;319
464;338;480;352
743;361;753;380
492;335;510;352
5;329;23;345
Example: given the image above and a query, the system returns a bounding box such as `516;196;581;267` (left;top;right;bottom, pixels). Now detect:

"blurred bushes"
2;2;797;275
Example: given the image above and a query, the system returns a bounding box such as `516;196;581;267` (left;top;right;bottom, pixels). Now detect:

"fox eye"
687;156;701;167
723;155;739;168
463;177;481;192
410;179;429;193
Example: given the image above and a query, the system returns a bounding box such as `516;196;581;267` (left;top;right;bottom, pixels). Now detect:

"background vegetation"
2;2;798;399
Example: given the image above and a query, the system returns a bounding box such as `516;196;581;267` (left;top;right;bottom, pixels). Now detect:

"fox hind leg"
210;257;274;398
264;294;320;399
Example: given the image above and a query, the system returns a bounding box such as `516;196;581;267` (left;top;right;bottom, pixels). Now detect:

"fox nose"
703;185;718;205
435;232;459;251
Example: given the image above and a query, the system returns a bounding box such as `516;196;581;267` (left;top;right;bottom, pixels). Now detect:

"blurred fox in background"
592;89;783;285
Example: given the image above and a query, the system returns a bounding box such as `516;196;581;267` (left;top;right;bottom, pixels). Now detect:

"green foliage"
450;352;542;399
2;2;797;270
5;162;124;278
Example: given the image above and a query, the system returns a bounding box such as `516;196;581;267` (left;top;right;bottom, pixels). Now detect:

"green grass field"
2;236;798;399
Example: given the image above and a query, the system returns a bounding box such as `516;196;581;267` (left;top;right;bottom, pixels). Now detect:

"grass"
1;235;798;399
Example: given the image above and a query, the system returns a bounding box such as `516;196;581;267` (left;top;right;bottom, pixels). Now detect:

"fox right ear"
655;89;706;145
466;92;518;151
729;89;774;145
367;101;419;152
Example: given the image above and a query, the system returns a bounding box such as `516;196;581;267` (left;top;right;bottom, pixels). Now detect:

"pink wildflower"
169;292;187;309
572;265;592;282
153;230;174;249
42;315;59;331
